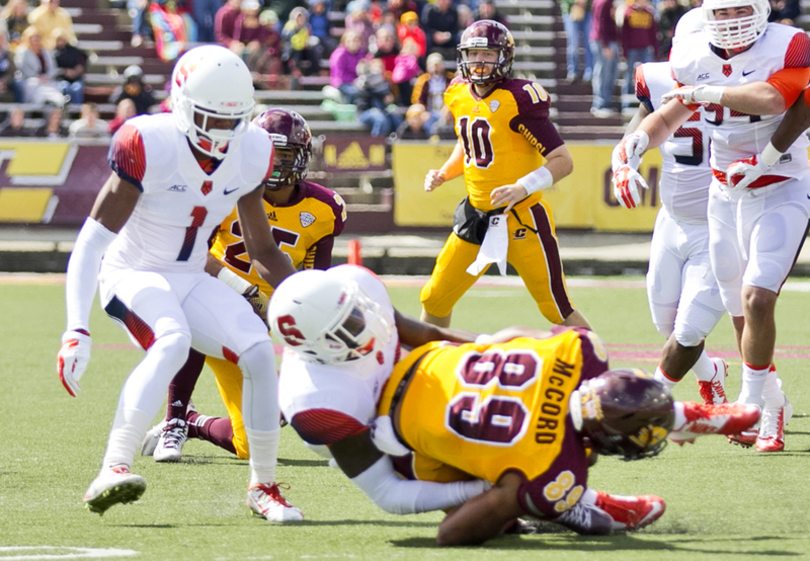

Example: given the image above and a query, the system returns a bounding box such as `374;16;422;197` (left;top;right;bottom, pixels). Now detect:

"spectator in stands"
353;57;401;136
148;0;193;62
373;25;399;76
329;29;366;102
657;0;686;58
421;0;458;60
107;98;137;134
232;0;282;81
110;64;156;115
397;10;425;58
28;0;75;50
15;27;65;105
620;0;657;107
391;36;420;105
215;0;242;48
2;0;30;45
0;107;31;137
457;5;474;30
191;0;220;42
770;0;801;24
589;0;618;117
308;0;336;55
411;51;453;131
33;105;67;138
282;6;321;76
68;102;110;139
53;28;85;104
395;102;430;139
0;31;17;102
344;0;375;51
431;104;456;139
386;0;418;25
561;0;592;82
474;0;509;28
265;0;308;25
130;0;155;47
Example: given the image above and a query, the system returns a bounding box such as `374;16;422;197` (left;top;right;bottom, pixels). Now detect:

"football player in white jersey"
268;264;493;516
612;9;729;405
611;0;809;452
56;45;304;520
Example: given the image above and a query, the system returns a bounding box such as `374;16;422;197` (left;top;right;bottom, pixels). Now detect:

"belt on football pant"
385;350;431;452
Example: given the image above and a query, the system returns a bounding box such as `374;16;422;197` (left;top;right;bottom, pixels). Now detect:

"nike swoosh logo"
223;187;239;195
742;70;755;76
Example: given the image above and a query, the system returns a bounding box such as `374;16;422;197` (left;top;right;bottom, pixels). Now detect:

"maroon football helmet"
574;369;675;461
457;19;515;84
253;108;312;189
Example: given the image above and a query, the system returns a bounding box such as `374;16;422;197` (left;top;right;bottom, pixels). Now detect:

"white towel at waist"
466;214;508;276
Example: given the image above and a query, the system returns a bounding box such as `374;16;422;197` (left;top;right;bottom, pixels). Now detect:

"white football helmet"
702;0;769;50
267;269;394;365
672;7;705;46
170;45;255;159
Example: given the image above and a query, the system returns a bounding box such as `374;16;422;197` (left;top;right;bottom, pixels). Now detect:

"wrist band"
217;266;252;295
760;142;783;167
699;86;725;104
517;166;554;195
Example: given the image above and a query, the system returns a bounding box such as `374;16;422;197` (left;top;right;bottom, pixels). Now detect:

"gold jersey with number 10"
444;77;566;211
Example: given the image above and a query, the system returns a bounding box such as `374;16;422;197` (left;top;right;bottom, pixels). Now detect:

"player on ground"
612;9;729;405
611;0;807;451
267;265;760;545
420;20;590;330
140;108;347;462
56;46;303;521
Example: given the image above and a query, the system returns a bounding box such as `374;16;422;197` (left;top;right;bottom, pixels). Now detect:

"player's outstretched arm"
424;141;464;192
393;309;477;349
328;430;488;515
236;186;296;289
59;173;141;396
436;472;524;546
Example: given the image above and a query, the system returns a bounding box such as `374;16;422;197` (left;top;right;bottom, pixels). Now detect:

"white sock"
102;408;152;470
246;427;280;485
672;402;686;431
692;351;715;382
654;365;678;391
761;366;783;409
738;363;768;407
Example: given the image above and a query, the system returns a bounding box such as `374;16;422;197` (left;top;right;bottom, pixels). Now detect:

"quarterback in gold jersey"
141;108;348;461
421;20;589;330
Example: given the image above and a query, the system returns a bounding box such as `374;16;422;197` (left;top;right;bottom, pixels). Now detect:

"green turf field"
1;277;808;560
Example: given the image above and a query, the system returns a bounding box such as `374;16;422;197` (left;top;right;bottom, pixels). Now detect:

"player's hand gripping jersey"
104;113;274;273
445;77;564;211
636;62;713;223
669;24;810;183
210;181;347;295
378;327;611;518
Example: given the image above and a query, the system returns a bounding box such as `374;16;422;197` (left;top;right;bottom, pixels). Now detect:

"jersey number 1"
177;206;208;261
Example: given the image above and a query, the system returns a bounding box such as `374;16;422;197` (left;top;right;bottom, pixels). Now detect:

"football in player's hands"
726;155;768;190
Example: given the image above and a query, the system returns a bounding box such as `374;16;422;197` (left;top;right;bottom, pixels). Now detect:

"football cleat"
84;465;146;515
140;419;167;457
755;393;792;453
697;358;728;405
594;492;665;531
246;483;304;522
153;418;188;462
669;402;760;445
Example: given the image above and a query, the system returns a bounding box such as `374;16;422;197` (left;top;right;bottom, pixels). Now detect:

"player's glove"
725;155;772;191
661;85;724;107
612;166;649;209
612;131;649;172
244;285;270;324
57;329;91;397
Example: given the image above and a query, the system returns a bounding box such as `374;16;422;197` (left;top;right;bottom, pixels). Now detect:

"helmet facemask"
702;1;769;50
314;289;393;364
264;145;309;189
176;99;253;159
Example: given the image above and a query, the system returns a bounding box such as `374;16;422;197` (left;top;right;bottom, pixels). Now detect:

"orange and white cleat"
247;483;304;522
697;358;728;405
755;393;792;453
594;492;665;531
670;402;760;445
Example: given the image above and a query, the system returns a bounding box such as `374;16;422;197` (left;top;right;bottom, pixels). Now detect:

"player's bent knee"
151;331;193;370
673;325;705;348
238;339;276;381
653;321;674;339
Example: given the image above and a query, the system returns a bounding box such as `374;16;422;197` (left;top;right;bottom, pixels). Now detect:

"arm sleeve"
350;455;490;514
766;67;810;108
290;408;369;445
509;85;565;157
65;217;117;331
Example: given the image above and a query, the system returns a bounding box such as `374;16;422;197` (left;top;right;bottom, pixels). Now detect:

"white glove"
612;166;649;209
57;330;91;397
612;131;649;172
661;85;724;107
725;155;771;191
